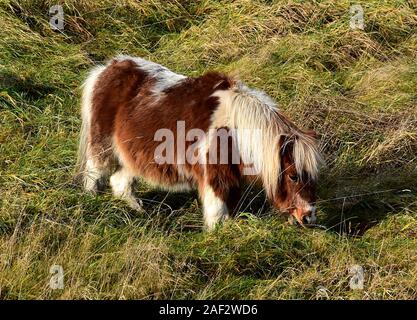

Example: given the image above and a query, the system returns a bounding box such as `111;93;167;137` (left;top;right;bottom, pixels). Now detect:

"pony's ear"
213;76;237;90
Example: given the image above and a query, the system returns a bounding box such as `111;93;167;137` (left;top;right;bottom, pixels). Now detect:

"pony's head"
271;131;322;225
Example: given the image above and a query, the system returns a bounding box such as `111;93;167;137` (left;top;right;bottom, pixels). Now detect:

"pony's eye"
289;175;298;182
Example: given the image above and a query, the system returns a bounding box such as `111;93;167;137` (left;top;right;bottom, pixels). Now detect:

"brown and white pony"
76;55;322;230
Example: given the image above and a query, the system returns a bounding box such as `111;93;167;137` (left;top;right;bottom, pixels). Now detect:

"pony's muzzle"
289;207;317;226
302;211;316;224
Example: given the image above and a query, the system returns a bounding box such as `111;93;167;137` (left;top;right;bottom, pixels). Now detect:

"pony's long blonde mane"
211;82;322;197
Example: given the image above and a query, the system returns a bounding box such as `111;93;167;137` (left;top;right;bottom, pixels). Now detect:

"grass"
0;0;416;299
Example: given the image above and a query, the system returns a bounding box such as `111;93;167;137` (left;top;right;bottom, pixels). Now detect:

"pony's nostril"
302;211;317;225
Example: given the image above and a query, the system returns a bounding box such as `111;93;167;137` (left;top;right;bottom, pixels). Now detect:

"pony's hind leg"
83;156;110;193
110;167;143;211
82;138;114;193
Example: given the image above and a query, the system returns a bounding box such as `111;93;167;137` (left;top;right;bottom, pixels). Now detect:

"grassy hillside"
0;0;416;299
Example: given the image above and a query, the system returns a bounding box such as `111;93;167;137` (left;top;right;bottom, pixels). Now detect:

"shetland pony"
76;55;322;230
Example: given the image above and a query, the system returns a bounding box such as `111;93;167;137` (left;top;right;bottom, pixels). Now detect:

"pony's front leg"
202;184;230;231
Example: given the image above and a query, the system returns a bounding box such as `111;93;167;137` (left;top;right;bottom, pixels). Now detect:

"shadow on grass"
141;189;197;211
316;169;417;236
101;168;416;236
0;71;56;99
132;183;274;232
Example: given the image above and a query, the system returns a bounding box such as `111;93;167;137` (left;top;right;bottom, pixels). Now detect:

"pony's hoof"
129;200;144;212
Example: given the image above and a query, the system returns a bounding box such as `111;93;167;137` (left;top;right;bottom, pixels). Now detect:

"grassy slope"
0;0;416;299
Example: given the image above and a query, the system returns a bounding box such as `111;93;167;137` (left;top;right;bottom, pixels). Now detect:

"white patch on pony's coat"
203;186;229;230
115;54;186;93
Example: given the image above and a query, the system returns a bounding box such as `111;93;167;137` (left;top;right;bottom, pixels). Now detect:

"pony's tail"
74;66;105;184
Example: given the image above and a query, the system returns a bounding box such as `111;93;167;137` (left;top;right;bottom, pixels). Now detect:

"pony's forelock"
292;132;323;181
